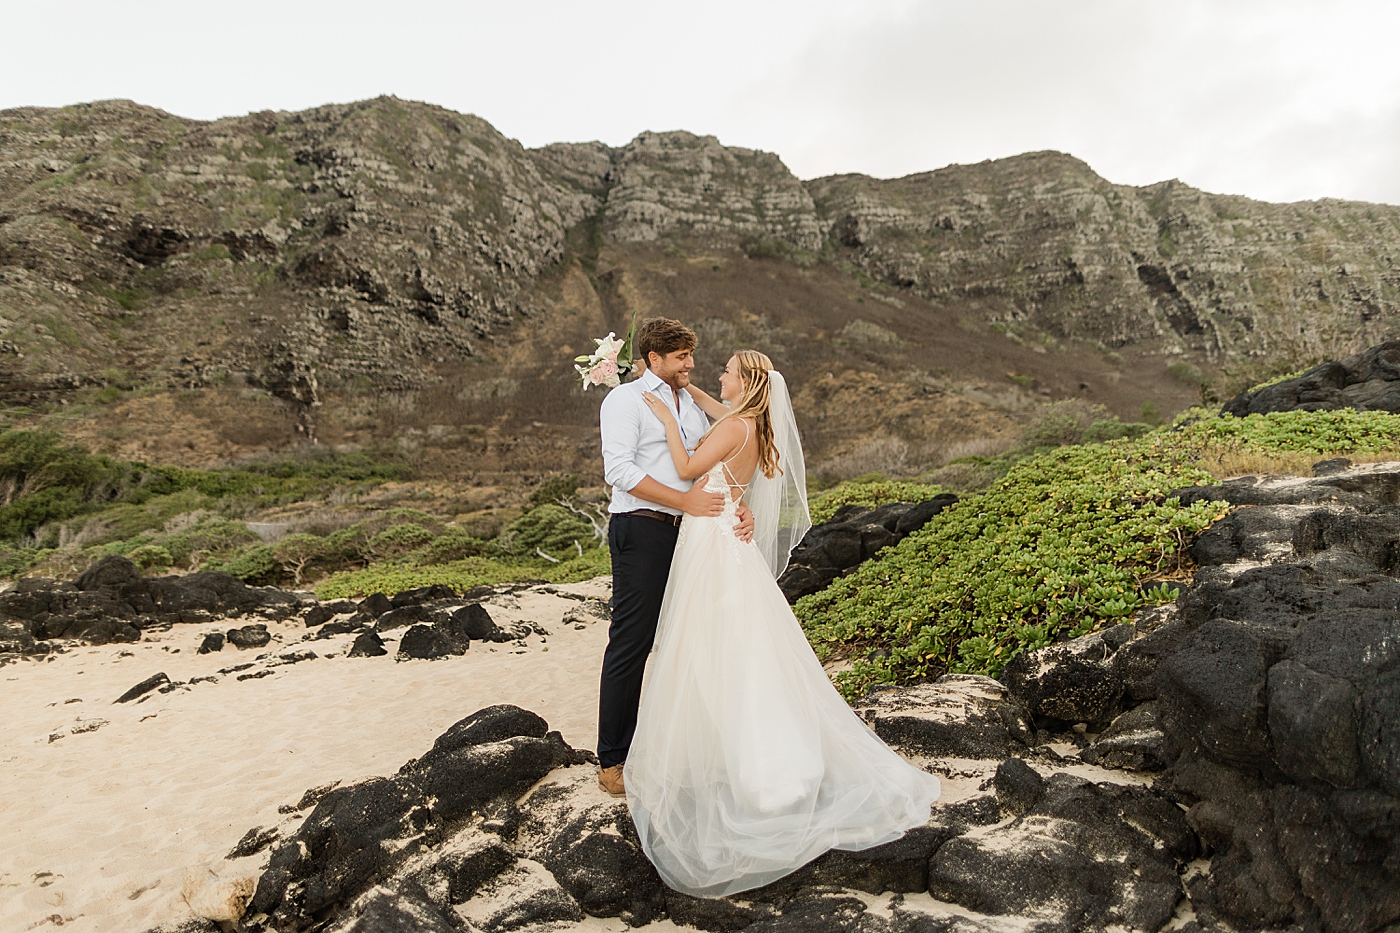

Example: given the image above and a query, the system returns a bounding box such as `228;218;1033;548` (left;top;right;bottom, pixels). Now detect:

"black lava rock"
411;706;550;774
312;618;363;640
396;623;462;661
304;600;357;627
336;888;459;933
390;584;457;608
247;706;577;927
852;675;1035;760
197;632;225;654
227;825;280;859
1147;466;1400;932
375;605;441;632
778;494;958;602
347;630;387;657
450;603;495;638
0;555;297;646
993;758;1045;816
226;623;271;650
1000;626;1128;728
930;774;1192;932
1081;702;1169;772
1223;341;1400;416
357;592;393;619
115;671;170;703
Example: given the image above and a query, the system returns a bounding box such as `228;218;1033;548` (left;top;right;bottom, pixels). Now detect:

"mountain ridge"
1;96;1397;477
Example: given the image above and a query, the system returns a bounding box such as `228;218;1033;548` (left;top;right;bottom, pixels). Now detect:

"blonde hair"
701;350;780;479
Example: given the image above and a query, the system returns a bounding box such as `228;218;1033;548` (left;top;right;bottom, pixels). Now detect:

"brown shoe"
598;763;626;798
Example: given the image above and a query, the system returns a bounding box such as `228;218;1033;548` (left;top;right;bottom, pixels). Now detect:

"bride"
628;349;940;898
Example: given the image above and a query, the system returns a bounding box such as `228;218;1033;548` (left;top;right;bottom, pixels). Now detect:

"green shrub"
383;507;444;531
529;474;580;507
127;544;173;571
809;480;946;524
494;504;597;557
415;526;486;564
272;533;329;585
0;429;410;548
0;545;40;577
367;523;436;559
797;409;1400;699
313;546;611;600
0;429;154;541
163;519;259;565
324;523;373;563
1020;400;1149;451
212;543;278;584
1166;361;1204;384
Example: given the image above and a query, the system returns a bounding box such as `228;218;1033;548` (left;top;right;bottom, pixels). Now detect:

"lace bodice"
703;463;742;524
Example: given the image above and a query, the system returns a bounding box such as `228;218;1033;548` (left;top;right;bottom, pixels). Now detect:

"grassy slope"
9;411;1399;701
797;409;1400;698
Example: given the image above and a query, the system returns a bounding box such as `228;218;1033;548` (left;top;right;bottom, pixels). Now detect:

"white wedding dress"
624;456;941;899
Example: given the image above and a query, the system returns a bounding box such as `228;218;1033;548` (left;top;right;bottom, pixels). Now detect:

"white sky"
4;0;1398;204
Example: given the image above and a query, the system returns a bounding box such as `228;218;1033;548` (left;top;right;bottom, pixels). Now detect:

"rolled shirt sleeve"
600;389;647;494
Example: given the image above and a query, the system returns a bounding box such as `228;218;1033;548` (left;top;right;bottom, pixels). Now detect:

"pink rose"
588;366;608;386
596;359;618;380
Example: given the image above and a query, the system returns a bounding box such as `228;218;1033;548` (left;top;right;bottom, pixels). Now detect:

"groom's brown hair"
636;317;697;365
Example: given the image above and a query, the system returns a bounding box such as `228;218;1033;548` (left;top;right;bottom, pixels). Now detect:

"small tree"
530;473;579;507
366;523;436;561
127;544;173;572
272;533;327;585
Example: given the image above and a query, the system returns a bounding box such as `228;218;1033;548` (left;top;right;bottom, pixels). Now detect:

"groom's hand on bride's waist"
733;502;754;543
681;483;726;518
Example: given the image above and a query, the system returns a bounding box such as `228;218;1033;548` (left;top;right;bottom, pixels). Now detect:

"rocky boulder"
977;459;1400;931
1223;341;1400;416
930;773;1195;932
226;623;272;650
851;674;1034;760
1134;462;1400;930
778;495;958;602
223;685;1206;933
397;623;467;661
247;705;585;929
0;556;302;649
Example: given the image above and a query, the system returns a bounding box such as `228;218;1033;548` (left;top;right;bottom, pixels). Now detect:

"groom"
596;317;754;796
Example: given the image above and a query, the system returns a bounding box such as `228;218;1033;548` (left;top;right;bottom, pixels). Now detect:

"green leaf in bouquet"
616;307;641;379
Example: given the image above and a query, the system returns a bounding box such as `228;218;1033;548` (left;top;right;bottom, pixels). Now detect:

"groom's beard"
659;370;691;393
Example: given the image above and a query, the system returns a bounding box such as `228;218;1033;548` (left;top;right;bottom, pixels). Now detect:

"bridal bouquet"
574;312;639;390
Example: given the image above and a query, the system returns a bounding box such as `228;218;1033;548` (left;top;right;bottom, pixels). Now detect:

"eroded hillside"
1;97;1396;481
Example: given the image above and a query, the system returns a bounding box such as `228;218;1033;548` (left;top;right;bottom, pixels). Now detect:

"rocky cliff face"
2;97;1398;472
810;152;1400;359
536;131;823;251
0;97;588;407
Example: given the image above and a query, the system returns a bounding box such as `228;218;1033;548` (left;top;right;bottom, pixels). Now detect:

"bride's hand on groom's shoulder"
733;502;754;543
641;391;676;424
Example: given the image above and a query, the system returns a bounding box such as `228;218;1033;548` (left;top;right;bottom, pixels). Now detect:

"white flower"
594;332;624;362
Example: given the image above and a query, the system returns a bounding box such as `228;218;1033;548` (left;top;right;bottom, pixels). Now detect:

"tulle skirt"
624;511;940;898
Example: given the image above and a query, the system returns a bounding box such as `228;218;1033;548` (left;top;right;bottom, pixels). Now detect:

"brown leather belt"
615;508;684;527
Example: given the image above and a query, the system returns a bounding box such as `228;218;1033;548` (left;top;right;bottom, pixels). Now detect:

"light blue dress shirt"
600;368;713;516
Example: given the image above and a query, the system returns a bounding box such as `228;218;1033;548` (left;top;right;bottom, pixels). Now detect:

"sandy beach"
2;576;1118;933
1;580;617;933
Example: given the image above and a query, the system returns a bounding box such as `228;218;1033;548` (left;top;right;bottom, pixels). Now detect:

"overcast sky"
5;1;1397;204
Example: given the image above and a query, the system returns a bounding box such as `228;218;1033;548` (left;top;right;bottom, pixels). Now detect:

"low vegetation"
0;429;613;595
797;409;1400;699
808;478;947;523
9;408;1399;696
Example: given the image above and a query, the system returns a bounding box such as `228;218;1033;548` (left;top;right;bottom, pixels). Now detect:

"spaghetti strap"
721;420;752;492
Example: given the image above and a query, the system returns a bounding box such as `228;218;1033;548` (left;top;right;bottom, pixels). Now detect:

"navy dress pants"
597;513;679;768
